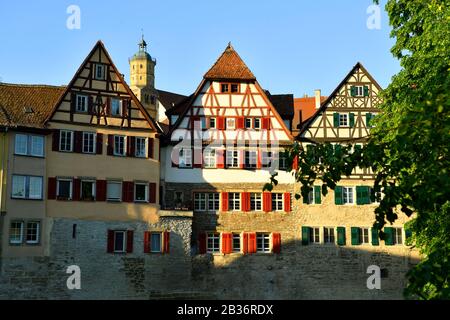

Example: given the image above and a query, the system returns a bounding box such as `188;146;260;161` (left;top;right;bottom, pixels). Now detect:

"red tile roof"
204;43;256;81
293;96;327;131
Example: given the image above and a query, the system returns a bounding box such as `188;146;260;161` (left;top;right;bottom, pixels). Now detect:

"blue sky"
0;0;399;97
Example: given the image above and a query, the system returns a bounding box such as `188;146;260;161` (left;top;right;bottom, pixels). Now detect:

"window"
135;137;147;158
228;193;241;211
355;86;364;97
207;232;220;253
15;134;45;157
272;193;283;211
30;136;44;157
250;193;262;211
76;95;88;112
226;150;239;168
393;228;403;245
15;134;28;155
245;151;257;169
179;149;192;168
134;183;148;202
194;193;207;211
113;231;126;253
324;227;335;244
204;149;216;168
80;180;95;201
150;96;156;105
221;84;229;93
343;187;354;204
57;179;72;200
306;187;320;205
82;132;95;154
309;227;320;244
208;193;220;211
232;234;241;253
94;64;105;80
254;118;261;129
277;152;288;170
59;130;73;152
26;221;40;244
151;233;162;253
361;228;370;244
114;135;126;156
262;151;272;168
226;118;236;129
111;98;122;116
256;233;270;253
11;175;43;199
209;118;216;129
107;181;122;201
231;84;239;93
174;191;184;207
245;118;252;129
339;113;348;127
9;221;24;244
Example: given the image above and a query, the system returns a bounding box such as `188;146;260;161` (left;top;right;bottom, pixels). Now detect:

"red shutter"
148;138;154;159
47;177;56;200
243;233;249;254
292;155;299;170
242;192;250;212
149;183;157;204
248;232;257;254
262;117;270;129
257;150;262;169
73;179;81;201
221;192;229;212
272;233;281;254
217;117;225;130
221;233;232;254
163;231;170;254
144;231;151;253
107;135;114;155
199;233;207;254
127;136;135;157
74;131;82;153
126;230;134;253
284;193;291;212
96;180;107;201
236;117;245;129
263;192;272;212
239;150;245;169
52;130;60;151
96;133;103;155
122;181;134;203
193;149;202;168
107;230;114;253
216;149;225;169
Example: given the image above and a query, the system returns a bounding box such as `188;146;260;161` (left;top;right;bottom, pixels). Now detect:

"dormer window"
94;64;106;80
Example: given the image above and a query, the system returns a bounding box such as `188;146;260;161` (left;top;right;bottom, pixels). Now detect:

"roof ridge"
0;82;66;89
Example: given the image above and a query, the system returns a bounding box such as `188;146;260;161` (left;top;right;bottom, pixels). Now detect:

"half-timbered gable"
300;62;382;143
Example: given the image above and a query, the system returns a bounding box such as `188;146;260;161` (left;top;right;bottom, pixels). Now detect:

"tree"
265;0;450;299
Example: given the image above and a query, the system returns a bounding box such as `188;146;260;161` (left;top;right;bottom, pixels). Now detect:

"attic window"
94;64;106;80
221;84;229;93
24;107;34;114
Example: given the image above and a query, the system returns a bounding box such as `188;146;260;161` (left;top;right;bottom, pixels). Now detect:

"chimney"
314;89;321;109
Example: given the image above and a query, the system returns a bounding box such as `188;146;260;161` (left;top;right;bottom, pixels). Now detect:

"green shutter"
371;228;380;246
384;227;394;246
335;186;343;205
356;186;370;205
314;186;321;204
337;227;346;246
303;191;310;204
349;113;355;127
333;113;340;127
350;86;356;97
302;227;310;245
351;227;361;245
366;112;372;127
364;86;369;97
369;187;376;203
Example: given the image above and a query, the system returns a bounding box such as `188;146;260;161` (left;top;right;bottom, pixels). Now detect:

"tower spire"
139;30;147;52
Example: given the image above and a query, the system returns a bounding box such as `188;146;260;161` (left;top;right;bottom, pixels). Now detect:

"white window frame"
256;233;271;253
9;221;24;244
59;130;74;152
203;149;216;168
232;233;241;253
226;150;239;168
135;137;147;158
134;182;149;202
228;193;241;211
323;227;335;244
355;85;364;97
113;230;126;253
207;232;220;253
310;227;321;244
111;98;122;116
226;118;236;130
106;180;122;202
57;178;73;200
94;64;106;80
28;176;43;200
343;187;355;205
76;94;89;112
11;175;26;199
250;193;262;211
179;148;192;168
25;221;40;245
14;134;28;155
361;227;370;244
80;179;96;201
393;228;403;245
194;193;207;211
113;135;126;156
150;232;162;253
339;113;349;127
209;117;216;129
82;132;96;154
208;193;220;212
30;135;44;157
272;193;284;211
254;118;261;130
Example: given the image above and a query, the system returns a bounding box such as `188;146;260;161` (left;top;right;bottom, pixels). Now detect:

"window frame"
245;118;252;129
82;132;96;154
256;233;271;253
135;137;147;158
11;175;43;200
271;193;284;211
245;150;257;169
393;228;403;245
113;135;126;156
309;227;321;244
207;232;220;253
179;148;192;168
25;221;40;245
80;179;96;201
194;193;207;212
14;134;28;155
150;232;163;253
9;221;24;245
203;149;216;168
113;230;126;253
339;113;349;127
111;98;122;116
226;150;239;168
254;118;261;130
355;85;364;97
226;118;236;130
134;182;149;203
106;180;122;202
209;117;216;129
75;94;89;113
59;130;74;152
228;192;241;212
361;227;370;245
208;193;220;212
343;186;355;205
94;63;106;80
56;178;73;200
323;227;335;244
250;193;263;211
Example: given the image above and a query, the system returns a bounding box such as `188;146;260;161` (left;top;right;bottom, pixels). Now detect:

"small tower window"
150;95;156;105
140;64;143;69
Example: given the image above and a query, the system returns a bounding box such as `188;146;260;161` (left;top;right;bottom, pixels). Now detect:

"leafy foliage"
265;0;450;299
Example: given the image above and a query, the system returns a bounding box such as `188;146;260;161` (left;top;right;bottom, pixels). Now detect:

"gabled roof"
165;94;194;116
265;92;294;119
293;96;327;129
204;43;256;81
157;89;187;110
298;62;382;136
0;83;65;128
